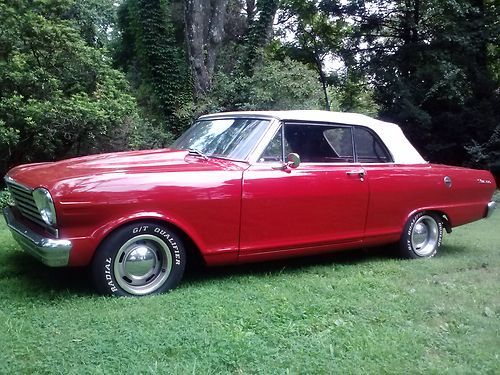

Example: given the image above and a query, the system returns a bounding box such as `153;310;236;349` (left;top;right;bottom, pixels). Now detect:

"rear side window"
354;127;391;163
323;128;354;160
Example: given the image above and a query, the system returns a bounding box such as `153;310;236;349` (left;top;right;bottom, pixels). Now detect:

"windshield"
171;118;271;160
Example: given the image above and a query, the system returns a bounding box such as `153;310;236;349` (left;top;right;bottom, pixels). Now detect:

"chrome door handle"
346;170;365;181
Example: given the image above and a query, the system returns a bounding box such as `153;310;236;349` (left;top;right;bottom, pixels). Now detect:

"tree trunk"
246;0;256;24
314;54;330;111
207;0;228;80
184;0;228;97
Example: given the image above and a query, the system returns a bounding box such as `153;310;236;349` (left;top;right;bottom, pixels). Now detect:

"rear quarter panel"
362;163;495;246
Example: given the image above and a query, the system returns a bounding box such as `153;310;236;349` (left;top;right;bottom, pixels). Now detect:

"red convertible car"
3;111;497;296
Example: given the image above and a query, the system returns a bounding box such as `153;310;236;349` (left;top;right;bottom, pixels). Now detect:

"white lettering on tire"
104;257;118;292
153;227;181;264
132;225;149;234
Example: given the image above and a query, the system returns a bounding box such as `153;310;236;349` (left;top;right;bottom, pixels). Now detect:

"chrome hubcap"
124;245;157;281
114;234;172;295
411;215;439;257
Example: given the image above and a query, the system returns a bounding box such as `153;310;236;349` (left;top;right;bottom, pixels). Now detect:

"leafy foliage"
1;0;499;171
465;125;500;167
69;0;117;47
329;77;380;116
276;0;349;110
344;0;500;165
115;0;192;135
0;0;141;177
193;57;324;114
0;189;13;209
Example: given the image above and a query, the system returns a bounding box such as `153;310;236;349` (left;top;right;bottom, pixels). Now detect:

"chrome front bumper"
3;206;72;267
486;201;496;218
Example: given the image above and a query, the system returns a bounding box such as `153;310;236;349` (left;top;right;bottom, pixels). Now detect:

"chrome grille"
5;178;47;228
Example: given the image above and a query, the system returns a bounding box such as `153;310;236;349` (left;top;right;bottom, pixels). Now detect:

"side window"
284;123;354;163
259;128;283;163
324;128;354;162
354;127;391;163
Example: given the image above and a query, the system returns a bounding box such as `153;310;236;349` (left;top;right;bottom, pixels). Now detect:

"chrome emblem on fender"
477;179;492;184
444;176;452;188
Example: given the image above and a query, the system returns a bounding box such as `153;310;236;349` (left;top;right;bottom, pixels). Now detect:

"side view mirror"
286;153;301;169
272;153;301;172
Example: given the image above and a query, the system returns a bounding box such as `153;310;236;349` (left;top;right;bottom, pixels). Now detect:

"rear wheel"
91;222;186;296
400;212;443;259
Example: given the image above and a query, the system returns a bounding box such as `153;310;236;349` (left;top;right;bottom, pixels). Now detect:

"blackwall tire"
91;222;186;296
400;212;443;259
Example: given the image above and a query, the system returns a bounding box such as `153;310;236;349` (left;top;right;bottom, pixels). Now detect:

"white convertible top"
201;110;426;164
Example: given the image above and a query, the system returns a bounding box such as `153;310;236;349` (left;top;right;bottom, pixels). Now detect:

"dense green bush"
0;0;143;177
115;0;192;136
193;57;324;115
0;189;13;209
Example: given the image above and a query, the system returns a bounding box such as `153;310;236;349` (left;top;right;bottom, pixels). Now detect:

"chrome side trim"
485;201;496;218
3;206;71;267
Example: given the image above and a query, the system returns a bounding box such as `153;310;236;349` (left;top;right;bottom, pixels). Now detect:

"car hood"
6;149;247;194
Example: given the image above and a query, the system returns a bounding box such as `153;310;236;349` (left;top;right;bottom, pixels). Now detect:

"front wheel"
91;222;186;296
400;212;443;259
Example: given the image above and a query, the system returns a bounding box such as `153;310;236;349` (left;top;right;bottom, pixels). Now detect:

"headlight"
32;188;57;226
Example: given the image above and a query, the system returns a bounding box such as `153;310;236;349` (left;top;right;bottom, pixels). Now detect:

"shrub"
0;189;13;209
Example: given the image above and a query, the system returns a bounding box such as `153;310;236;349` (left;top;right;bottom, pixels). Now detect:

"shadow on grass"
183;246;395;286
10;242;476;299
1;250;94;297
2;245;397;297
184;243;477;286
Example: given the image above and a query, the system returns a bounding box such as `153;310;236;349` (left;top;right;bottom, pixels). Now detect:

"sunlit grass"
1;211;499;373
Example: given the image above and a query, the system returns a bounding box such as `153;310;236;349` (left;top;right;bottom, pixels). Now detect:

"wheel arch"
403;208;452;234
91;214;207;267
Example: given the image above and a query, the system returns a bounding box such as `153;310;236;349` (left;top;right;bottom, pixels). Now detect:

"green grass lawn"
0;212;499;374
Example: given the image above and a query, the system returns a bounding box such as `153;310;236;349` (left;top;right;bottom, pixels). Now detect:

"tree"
115;0;192;135
193;57;324;114
67;0;117;47
275;0;348;110
242;0;280;75
184;0;229;96
0;0;140;176
345;0;500;165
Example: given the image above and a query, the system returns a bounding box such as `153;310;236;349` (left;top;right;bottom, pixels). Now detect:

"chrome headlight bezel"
32;188;57;226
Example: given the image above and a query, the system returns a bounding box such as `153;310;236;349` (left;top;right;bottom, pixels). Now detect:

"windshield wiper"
187;148;208;160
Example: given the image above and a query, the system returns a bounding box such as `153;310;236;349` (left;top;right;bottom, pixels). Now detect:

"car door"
350;126;409;246
239;122;370;260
